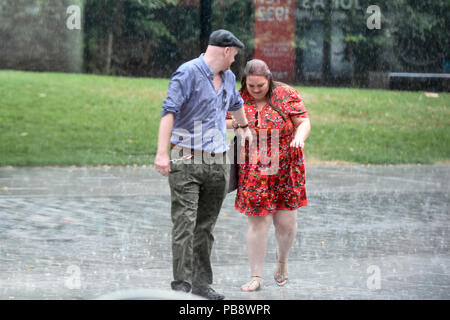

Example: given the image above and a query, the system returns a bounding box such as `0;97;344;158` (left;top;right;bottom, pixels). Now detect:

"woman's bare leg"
241;214;273;291
272;209;298;279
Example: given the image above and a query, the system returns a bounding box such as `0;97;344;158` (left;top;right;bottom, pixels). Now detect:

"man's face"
224;47;238;69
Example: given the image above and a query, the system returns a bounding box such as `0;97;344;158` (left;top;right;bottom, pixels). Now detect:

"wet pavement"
0;164;449;300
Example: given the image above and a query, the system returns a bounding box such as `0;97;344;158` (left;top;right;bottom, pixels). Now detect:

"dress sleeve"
284;87;308;118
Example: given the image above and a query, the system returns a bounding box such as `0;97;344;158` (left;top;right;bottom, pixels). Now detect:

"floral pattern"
228;85;309;216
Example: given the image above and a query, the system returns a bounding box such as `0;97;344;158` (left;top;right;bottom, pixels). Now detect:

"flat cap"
208;29;245;49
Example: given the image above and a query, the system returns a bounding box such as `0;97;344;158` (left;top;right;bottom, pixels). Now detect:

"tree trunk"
200;0;212;52
349;42;354;85
106;31;113;75
105;0;124;75
322;0;332;84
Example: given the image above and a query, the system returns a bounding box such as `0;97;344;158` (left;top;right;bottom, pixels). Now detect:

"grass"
0;70;449;166
303;87;450;164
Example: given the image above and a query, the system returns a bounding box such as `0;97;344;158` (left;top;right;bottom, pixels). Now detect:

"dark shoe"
171;280;191;293
192;286;225;300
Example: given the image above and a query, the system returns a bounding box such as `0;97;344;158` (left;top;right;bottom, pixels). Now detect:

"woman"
226;59;310;292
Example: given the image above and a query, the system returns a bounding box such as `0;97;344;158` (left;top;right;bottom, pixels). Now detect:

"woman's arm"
290;117;311;148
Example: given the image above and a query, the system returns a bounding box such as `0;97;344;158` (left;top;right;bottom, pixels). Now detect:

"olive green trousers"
168;148;229;288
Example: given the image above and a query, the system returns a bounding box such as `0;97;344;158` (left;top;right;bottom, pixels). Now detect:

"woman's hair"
240;59;287;121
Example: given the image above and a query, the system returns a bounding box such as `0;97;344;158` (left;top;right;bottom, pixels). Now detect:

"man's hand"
155;113;174;177
155;152;171;176
230;108;252;147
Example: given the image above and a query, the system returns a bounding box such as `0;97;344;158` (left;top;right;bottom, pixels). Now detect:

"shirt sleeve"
283;86;308;118
161;66;193;117
228;89;243;112
226;71;243;112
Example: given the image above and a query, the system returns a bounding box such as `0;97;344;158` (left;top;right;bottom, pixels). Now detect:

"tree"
0;0;84;72
211;0;254;79
84;0;177;76
386;0;449;73
343;0;449;86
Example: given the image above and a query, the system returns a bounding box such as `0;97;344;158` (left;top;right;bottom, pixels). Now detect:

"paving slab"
0;164;449;300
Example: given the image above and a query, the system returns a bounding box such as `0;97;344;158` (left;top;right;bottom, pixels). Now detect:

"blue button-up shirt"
161;54;243;153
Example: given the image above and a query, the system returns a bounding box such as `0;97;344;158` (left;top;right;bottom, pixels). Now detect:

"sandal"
240;276;262;292
274;251;288;286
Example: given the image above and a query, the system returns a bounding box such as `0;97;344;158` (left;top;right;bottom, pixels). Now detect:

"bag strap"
267;82;289;122
268;101;288;122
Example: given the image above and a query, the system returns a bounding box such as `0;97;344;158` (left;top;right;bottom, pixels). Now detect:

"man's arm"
155;113;174;177
230;108;253;146
229;108;248;128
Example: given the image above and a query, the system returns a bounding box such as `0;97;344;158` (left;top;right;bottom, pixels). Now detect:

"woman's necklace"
255;99;267;111
254;99;267;128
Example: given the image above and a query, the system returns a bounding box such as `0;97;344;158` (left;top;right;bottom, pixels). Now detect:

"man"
155;30;252;300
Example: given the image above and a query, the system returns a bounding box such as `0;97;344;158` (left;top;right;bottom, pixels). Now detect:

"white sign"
298;0;362;10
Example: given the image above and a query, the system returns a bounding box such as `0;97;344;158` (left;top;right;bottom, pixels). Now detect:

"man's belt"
170;144;226;157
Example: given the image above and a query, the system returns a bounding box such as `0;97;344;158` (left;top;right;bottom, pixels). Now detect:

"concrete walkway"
0;164;449;300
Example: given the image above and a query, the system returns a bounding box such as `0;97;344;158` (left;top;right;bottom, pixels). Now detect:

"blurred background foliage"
0;0;448;87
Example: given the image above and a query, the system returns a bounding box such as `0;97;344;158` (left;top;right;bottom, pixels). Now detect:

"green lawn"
1;70;449;166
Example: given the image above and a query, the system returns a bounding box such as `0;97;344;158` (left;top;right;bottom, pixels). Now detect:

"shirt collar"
199;54;225;80
199;54;214;79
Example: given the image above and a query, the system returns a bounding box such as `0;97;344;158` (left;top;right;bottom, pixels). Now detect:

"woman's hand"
290;136;305;149
291;117;310;149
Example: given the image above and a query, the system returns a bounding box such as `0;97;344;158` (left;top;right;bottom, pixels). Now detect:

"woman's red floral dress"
229;85;309;216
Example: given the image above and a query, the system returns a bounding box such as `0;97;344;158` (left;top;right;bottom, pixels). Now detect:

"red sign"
254;0;296;83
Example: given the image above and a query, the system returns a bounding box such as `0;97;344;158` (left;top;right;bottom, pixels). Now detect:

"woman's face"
246;75;270;101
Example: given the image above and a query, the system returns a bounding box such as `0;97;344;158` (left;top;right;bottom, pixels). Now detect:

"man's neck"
203;57;222;75
203;49;225;75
